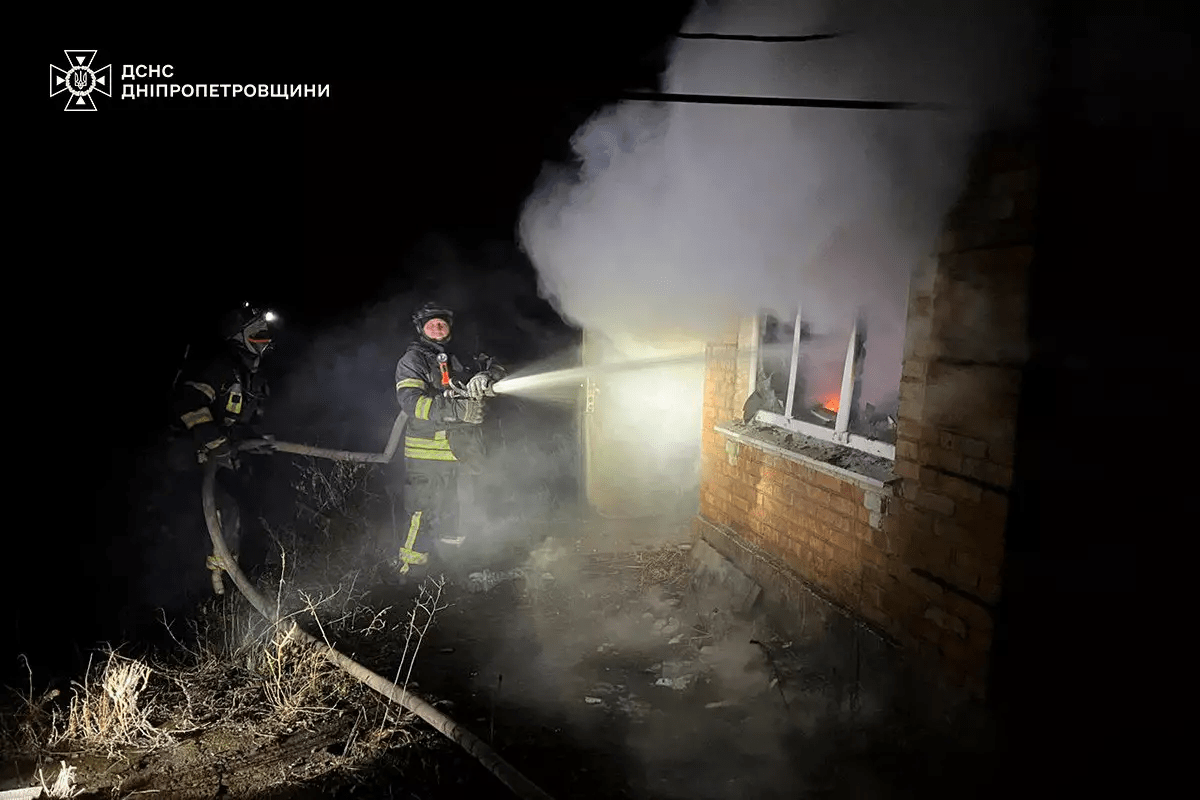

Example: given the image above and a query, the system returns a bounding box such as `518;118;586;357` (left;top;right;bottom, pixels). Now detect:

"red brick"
815;507;848;534
731;479;755;502
913;617;943;644
916;491;955;517
979;491;1010;520
870;529;890;554
763;495;789;520
827;547;853;573
810;471;844;493
943;593;994;637
899;507;936;537
828;494;857;518
758;523;780;548
801;512;824;535
989;440;1015;467
894;417;921;442
897;568;945;601
896;439;920;460
935;633;975;670
860;543;888;568
860;603;891;630
802;483;832;507
832;568;859;597
915;536;954;572
933;446;965;473
881;582;925;619
956;435;989;460
940;474;983;503
976;571;1002;604
933;518;972;544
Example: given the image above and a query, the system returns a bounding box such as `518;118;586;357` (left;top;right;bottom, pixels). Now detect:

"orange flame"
822;394;840;412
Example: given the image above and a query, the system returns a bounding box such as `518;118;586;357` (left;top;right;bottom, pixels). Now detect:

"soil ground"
1;510;1000;799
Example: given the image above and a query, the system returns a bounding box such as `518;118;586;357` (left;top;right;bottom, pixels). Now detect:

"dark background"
23;2;1186;792
31;7;700;677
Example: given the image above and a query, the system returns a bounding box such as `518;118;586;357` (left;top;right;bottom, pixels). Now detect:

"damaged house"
692;133;1036;700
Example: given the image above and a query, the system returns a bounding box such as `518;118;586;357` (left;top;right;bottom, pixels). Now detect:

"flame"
822;394;840;412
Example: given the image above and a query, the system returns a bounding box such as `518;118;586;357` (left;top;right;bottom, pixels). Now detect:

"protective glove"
466;371;495;399
451;397;485;425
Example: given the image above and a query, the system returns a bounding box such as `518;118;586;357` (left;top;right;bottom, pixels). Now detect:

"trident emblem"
50;50;112;111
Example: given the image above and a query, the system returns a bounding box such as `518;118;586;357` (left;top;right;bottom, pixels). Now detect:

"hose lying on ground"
200;429;555;800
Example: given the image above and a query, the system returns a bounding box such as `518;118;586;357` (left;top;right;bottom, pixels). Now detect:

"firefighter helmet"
220;302;278;356
411;301;454;339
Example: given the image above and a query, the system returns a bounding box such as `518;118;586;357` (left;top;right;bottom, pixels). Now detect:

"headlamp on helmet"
223;302;279;356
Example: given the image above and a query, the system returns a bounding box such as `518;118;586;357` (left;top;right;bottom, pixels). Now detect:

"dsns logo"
50;50;112;111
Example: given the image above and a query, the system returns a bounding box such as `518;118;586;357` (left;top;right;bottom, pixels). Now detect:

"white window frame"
751;308;896;461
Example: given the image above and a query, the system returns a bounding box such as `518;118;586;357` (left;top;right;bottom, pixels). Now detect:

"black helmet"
411;301;454;339
220;302;279;357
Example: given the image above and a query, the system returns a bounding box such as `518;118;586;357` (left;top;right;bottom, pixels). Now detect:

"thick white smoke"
519;0;1040;408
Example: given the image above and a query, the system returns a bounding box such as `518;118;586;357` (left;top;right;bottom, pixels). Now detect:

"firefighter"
171;302;279;594
392;301;505;580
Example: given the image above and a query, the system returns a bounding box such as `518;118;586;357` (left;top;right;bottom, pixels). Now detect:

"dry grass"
1;449;442;795
291;458;379;523
0;656;62;757
51;649;174;757
636;545;693;592
36;759;81;798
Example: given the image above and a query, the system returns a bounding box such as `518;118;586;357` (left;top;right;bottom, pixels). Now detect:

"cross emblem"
50;50;112;111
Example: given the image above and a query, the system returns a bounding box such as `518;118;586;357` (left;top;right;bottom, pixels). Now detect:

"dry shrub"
0;656;62;757
255;627;356;721
53;649;173;756
291;457;378;521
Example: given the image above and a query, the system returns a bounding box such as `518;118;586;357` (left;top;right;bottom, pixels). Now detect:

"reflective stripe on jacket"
394;340;473;461
172;347;267;452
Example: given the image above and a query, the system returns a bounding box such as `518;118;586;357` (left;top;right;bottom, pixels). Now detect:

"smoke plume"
519;0;1041;407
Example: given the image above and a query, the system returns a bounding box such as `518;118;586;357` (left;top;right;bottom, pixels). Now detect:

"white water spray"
492;352;708;397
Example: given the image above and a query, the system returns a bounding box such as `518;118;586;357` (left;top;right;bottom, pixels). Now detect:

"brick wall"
695;135;1036;699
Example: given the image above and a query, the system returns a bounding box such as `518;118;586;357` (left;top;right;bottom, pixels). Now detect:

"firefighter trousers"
396;458;460;579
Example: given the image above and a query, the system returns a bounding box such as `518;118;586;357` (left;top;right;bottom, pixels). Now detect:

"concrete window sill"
714;419;897;490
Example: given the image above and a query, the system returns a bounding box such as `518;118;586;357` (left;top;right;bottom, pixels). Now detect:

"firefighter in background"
393;301;505;579
171;303;279;594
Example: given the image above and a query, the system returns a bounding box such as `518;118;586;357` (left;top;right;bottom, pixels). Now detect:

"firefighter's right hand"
451;398;485;425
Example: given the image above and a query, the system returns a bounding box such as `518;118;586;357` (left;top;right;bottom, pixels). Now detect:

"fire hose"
201;416;555;800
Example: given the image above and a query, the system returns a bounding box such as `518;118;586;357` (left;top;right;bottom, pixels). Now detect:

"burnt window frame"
748;308;897;461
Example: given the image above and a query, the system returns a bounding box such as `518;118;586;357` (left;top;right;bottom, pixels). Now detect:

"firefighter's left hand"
467;372;495;400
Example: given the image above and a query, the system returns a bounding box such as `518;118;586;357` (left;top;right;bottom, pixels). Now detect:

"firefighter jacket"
394;339;503;463
172;346;269;455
